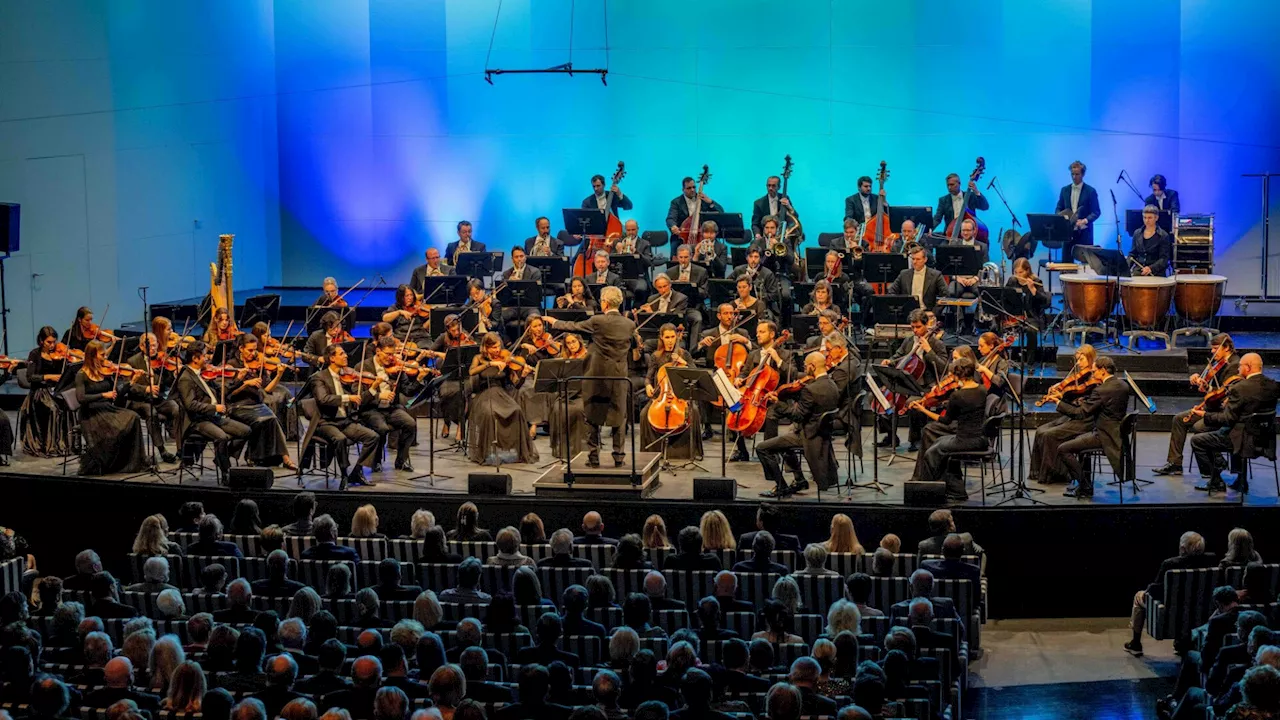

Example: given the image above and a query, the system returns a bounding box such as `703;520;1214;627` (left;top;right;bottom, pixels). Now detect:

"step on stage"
531;451;661;498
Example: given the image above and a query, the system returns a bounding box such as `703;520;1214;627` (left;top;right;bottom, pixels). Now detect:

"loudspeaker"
0;203;18;254
228;467;274;490
468;472;511;495
903;481;946;507
693;475;736;501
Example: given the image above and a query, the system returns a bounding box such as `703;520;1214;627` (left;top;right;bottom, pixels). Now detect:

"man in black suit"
609;218;657;297
666;175;723;254
378;645;431;701
1164;585;1241;707
560;585;607;640
1156;337;1240;477
689;221;730;279
1191;352;1280;493
754;175;800;240
525;216;565;257
173;341;251;482
444;220;486;265
695;596;740;642
730;321;797;462
933;171;990;234
919;534;981;584
887;246;949;313
82;657;160;710
88;572;138;620
538;529;594;569
1053;356;1132;499
731;531;791;575
844;175;886;227
1125;531;1216;656
731;247;782;317
249;654;304;717
444;619;509;666
543;286;637;467
493;663;573;720
294;639;352;696
1144;173;1181;214
187;513;244;558
212;579;260;625
917;508;984;558
671;667;736;720
1054;160;1101;260
757;351;839;496
367;558;422;600
573;511;619;546
250;550;307;598
711;572;755;616
720;638;772;694
514;613;581;668
500;246;544;334
738;504;802;555
279;618;319;675
1128;205;1173;277
643;570;689;615
303;311;347;369
662;527;723;572
788;657;839;717
583;249;625;296
584;172;633;215
409;247;455;296
301;515;361;562
888;569;964;640
904;598;961;659
1205;612;1270;697
321;655;382;720
458;646;514;703
305;344;381;489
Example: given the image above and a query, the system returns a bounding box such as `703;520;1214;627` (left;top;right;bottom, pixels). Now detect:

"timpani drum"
1061;274;1116;324
1174;274;1226;322
1119;276;1175;329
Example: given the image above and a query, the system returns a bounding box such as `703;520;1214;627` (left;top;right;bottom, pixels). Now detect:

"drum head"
1175;274;1227;284
1121;276;1175;287
1061;274;1113;285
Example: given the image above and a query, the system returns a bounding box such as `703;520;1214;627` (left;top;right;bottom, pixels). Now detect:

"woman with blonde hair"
413;590;452;631
1222;527;1263;567
132;515;181;557
642;515;670;549
699;510;736;552
163;660;206;712
407;510;435;540
148;634;185;694
824;514;864;554
350;504;385;539
825;598;862;638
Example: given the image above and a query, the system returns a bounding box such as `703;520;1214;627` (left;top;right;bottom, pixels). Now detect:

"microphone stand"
1117;170;1146;203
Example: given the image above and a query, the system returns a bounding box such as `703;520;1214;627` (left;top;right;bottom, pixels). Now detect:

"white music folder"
712;368;743;412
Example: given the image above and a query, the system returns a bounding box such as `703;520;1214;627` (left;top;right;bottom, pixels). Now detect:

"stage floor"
8;423;1272;509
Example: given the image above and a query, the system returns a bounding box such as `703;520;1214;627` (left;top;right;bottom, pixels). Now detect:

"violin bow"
334;278;365;306
391;315;415;397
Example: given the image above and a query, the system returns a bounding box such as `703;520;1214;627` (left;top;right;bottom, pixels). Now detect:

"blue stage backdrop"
275;0;1280;295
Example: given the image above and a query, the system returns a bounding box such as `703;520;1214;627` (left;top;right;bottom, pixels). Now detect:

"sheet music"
1124;371;1157;413
866;374;891;412
712;368;743;411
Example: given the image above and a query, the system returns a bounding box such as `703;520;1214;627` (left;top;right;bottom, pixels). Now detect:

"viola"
0;356;28;371
727;330;792;437
1187;375;1241;420
244;355;289;374
769;374;814;400
647;327;690;433
46;343;85;363
1193;352;1232;392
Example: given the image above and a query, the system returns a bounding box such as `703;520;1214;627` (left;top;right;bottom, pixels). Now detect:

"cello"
677;165;713;243
945;157;989;243
573;161;627;276
862;161;893;251
646;326;690;433
727;330;791;437
881;325;932;416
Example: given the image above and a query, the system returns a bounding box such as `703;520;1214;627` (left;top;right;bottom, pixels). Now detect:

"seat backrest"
983;413;1007;441
1245;412;1277;459
1160;567;1226;641
15;367;29;390
339;537;387;562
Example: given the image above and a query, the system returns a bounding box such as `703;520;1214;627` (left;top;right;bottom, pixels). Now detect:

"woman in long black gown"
249;322;298;439
75;341;147;475
225;333;296;469
467;333;538;465
20;326;70;457
428;314;474;440
549;333;588;459
514;314;557;440
640;324;703;460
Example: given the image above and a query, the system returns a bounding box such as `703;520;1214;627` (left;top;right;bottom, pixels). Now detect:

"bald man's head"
1242;353;1264;376
104;657;133;688
583;512;604;535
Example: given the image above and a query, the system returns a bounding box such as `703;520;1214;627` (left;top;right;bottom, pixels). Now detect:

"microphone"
1116;169;1125;184
986;176;996;190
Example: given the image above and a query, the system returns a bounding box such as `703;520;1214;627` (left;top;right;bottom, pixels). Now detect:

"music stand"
527;257;570;288
791;315;821;345
864;253;907;290
430;307;475;337
661;366;717;473
240;294;280;329
1074;246;1130;277
404;371;455;486
536;358;585;469
498;281;542;312
701;212;748;244
872;364;927;466
1125;209;1174;235
670;281;702;308
421;276;469;307
804;247;829;279
455;251;501;280
434;344;481;454
1027;211;1073;285
562;208;608;279
934;246;983;337
890;206;934;234
729;246;749;268
609;254;642;282
849;374;893;494
871;295;917;336
708;279;737;308
792;282;815;308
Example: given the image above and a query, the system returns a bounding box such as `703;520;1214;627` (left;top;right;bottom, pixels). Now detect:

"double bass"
647;327;690;433
945;157;989;243
863;161;893;251
677;165;713;243
573;161;627;276
727;330;791;437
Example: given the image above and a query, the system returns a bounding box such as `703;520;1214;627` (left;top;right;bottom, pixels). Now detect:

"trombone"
769;208;804;257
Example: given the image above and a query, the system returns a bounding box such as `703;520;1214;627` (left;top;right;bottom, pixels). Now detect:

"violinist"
383;284;431;346
65;307;115;352
731;246;781;318
976;332;1011;406
74;341;150;475
152;316;174;358
250;322;299;437
1154;333;1239;477
304;344;380;488
19;326;71;457
428;314;472;441
224;333;296;469
730;320;795;462
757;351;839;497
887;246;948;312
699;300;753;424
174;341;252;484
1128;204;1172;276
444;220;485;262
877;308;947;452
314;277;355;333
126;333;179;464
556;277;599;313
515;314;559;440
359;335;423;473
410;247;455;296
560;333;588;360
1189;353;1280;494
1054;356;1132;499
524;216;564;257
467;332;538;465
1028;343;1098;484
822;334;860;395
202;307;237;346
909;357;987;503
463;279;501;338
550;333;589;459
641;323;702;461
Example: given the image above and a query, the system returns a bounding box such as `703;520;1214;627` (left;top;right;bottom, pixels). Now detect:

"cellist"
876;308;946;452
698;303;753;441
729;320;795;462
641;323;702;460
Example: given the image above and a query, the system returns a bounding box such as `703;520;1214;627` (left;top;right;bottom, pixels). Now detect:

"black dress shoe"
1229;478;1249;493
729;451;751;462
791;479;810;492
1063;486;1093;498
160;451;177;464
395;460;414;473
760;487;784;498
347;470;369;487
701;427;714;441
1195;479;1227;492
587;455;601;468
907;442;919;453
1152;463;1182;476
876;435;895;448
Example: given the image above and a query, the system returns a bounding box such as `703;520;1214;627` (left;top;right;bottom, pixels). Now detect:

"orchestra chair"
946;412;1007;506
816;232;843;249
171;404;219;485
1078;411;1140;502
294;396;365;489
819;398;862;499
1230;412;1280;499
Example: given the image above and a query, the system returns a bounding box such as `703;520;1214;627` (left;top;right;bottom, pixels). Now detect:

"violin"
200;364;244;381
149;355;180;373
84;323;118;343
977;333;1017;389
1193;352;1232;392
1187;375;1241;420
497;350;532;376
338;367;379;387
0;356;28;371
1035;367;1100;407
825;346;848;370
46;343;85;363
244;355;288;374
532;333;562;355
445;330;474;348
100;361;143;379
906;374;961;416
768;374;815;402
166;334;197;351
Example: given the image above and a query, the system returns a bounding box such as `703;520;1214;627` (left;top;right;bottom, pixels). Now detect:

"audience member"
620;650;679;710
672;667;734;720
662;527;722;571
798;543;839;576
917;509;983;556
789;657;839;716
379;645;430;700
249;654;302;717
643;571;686;614
607;627;639;670
65;550;105;592
1222;528;1264;567
1127;531;1217;656
370;558;423;600
562;585;607;639
321;655;383;720
493;663;572;720
919;534;981;582
513;566;556;607
699;510;737;552
519;513;546;544
696;597;739;642
845;572;883;618
738;504;802;555
539;529;593;569
622;593;665;638
197;563;229;596
574;511;619;546
642;515;671;550
229;499;264;535
765;682;803;720
294;639;352;696
515;613;581;667
132;515;183;558
251;550;307;598
176;501;206;533
458;647;513;702
301;516;360;562
712;571;754;614
754;599;803;644
879;534;901;553
732;531;791;575
404;509;435;540
213;579;260;624
440;558;490;603
188;515;244;559
870;548;896;577
447;503;491;542
326;563;354;600
282;492;317;536
84;657;161;711
489;526;536;568
610;533;653;570
350;504;386;539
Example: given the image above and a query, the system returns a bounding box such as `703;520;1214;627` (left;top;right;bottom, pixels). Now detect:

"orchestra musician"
541;286;637;468
910;357;987;503
670;245;710;301
699;303;753;440
304;344;380;489
757;351;839;497
877;309;947;452
755;215;801;284
224;333;296;470
1144;174;1180;214
640;273;701;350
844;175;886;227
608;218;654;299
752;175;799;240
641;323;703;460
64;307;114;352
812;253;857;313
250;322;300;439
524;217;565;257
585;250;624;290
1128;205;1172;276
410;247;455;296
463;279;500;338
887;246;948;312
501;246;543;336
383;284;433;345
802;281;843;319
126;333;179;464
306;311;356;369
976;332;1011;406
202;308;237;347
666;176;723;253
1153;334;1239;477
823;333;861;458
314;277;343;309
174;341;252;485
515;314;559;440
359;335;424;473
945;217;990;334
152;316;175;357
891;219;918;253
731;246;781;319
549;332;589;459
732;272;772;326
583;173;633;215
74;341;150;476
1189;353;1280;494
730;321;795;462
804;310;843;351
1028;343;1098;484
20;326;71;458
1054;357;1132;499
1005;257;1049;357
692;221;730;279
932;172;989;234
557;277;600;313
445;220;485;261
1054;160;1101;260
428;314;473;441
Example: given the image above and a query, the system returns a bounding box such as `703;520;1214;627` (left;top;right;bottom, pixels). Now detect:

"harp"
209;233;236;329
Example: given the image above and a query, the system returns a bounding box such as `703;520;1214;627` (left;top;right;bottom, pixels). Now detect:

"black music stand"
791;315;821;346
498;281;542;312
430;307;476;337
535;358;584;469
609;254;642;282
871;295;916;337
434;344;481;455
872;364;927;467
240;294;280;329
792;282;815;308
864;253;907;289
669;281;702;309
562;208;608;278
890;206;934;234
708;279;737;308
421;276;469;307
660;366;715;473
934;246;983;337
804;247;829;279
701;212;747;244
456;252;501;280
1125;209;1175;235
404;372;454;486
1075;246;1130;277
528;256;570;289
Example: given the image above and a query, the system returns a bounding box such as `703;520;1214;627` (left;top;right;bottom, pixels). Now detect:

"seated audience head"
201;563;228;594
550;528;574;557
593;668;622;706
714;570;738;597
1179;531;1206;557
908;597;934;626
409;510;434;539
156;589;185;619
582;511;605;537
1241;665;1280;714
928;509;957;536
697;596;722;629
753;530;776;560
586;574;615;608
633;700;669;720
609;625;639;664
765;682;803;720
643;515;670;549
313;514;338;543
788;656;821;688
458;646;488;682
519;513;545;544
871;548;896;576
512;566;545;606
413;591;443;629
415;633;445;678
373;687;408;720
516;663;550;705
352;655;383;688
803;543;829;572
749;638;775;672
699;510;735;551
880;534;901;553
910;569;936;598
457;557;482;589
227;578;252;607
535;612;563;645
281;700;317;720
266;653;298;688
826;598;862;637
231;698;266;720
428;664;465;710
677;526;703;555
202;688;235;720
279;617;306;651
942;533;965;559
884;625;917;660
643;570;667;599
32;675;71;719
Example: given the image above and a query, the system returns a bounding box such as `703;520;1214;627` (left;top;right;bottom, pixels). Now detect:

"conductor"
543;285;637;467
